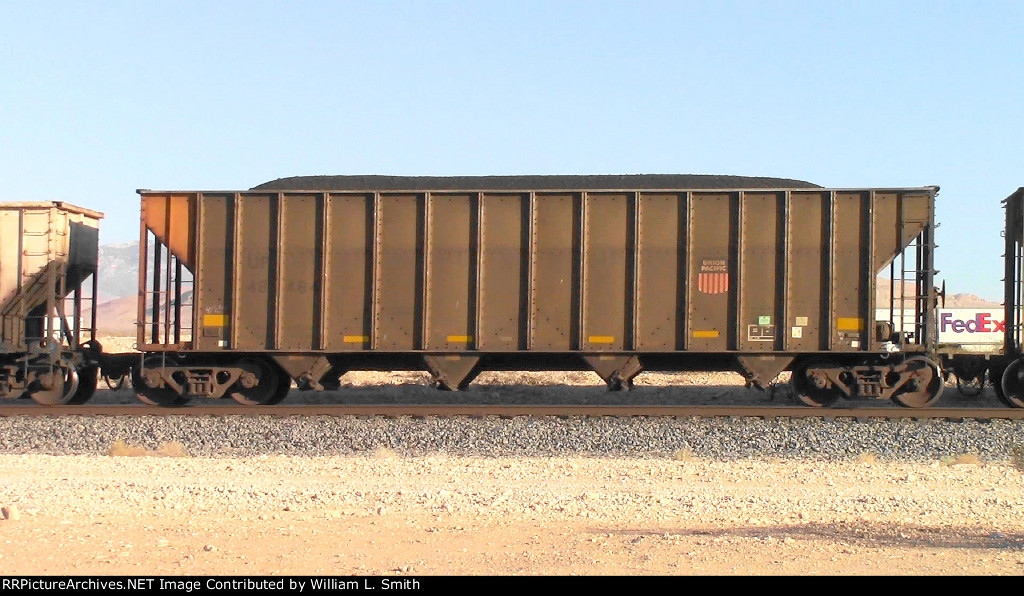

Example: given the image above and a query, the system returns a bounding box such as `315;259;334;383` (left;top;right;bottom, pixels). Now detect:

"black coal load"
251;174;820;191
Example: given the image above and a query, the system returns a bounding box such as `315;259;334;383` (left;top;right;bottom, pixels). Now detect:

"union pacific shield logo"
698;258;729;294
698;272;729;294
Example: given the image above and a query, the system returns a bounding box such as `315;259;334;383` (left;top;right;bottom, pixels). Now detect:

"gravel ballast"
1;413;1021;463
2;368;1015;463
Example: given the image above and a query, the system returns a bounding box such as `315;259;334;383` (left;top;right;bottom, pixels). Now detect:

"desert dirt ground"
1;452;1024;576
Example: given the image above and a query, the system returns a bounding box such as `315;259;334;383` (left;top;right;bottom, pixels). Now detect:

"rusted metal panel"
786;192;825;351
140;193;196;268
277;193;319;351
635;193;683;351
530;193;577;351
687;193;732;351
738;192;781;352
872;192;900;272
323;193;373;351
425;194;474;350
581;193;629;351
194;194;231;351
832;192;868;351
233;194;274;350
478;193;526;351
374;194;422;350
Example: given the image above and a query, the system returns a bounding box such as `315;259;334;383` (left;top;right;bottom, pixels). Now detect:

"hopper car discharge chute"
132;176;942;408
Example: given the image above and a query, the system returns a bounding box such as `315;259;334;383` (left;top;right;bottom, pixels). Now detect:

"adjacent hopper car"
968;187;1024;406
13;177;1024;409
0;201;104;404
131;175;943;407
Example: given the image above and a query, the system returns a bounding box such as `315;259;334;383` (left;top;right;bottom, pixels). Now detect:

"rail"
2;403;1023;420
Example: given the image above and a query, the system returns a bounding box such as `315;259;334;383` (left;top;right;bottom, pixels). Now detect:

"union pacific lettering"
939;312;1005;334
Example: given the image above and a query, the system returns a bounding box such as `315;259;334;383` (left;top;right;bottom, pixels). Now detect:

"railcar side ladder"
1003;189;1024;356
141;232;195;347
888;191;938;349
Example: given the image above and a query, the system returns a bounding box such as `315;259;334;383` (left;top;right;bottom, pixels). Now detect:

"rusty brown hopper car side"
134;177;941;408
0;201;104;404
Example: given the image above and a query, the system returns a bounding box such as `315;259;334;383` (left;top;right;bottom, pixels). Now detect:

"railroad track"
2;403;1024;420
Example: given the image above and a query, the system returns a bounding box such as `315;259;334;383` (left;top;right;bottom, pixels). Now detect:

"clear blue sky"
1;1;1021;299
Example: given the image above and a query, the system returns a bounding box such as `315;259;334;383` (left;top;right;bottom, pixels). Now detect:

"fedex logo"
878;308;1004;345
939;311;1005;334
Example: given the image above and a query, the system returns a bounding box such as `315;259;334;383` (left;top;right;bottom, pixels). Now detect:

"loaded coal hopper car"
131;175;942;407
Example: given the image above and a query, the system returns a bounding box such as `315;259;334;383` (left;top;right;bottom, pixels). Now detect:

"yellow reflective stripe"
343;335;369;343
692;330;720;338
837;318;864;331
203;314;227;327
588;336;615;344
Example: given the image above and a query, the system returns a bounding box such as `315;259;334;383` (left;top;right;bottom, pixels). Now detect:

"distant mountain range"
97;242;176;335
875;279;1001;309
98;243;142;300
92;242;1005;336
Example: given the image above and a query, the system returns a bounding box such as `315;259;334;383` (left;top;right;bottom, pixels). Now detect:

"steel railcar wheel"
133;357;190;407
999;359;1024;408
29;363;80;405
891;357;944;408
791;363;840;407
229;358;291;406
64;365;98;405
